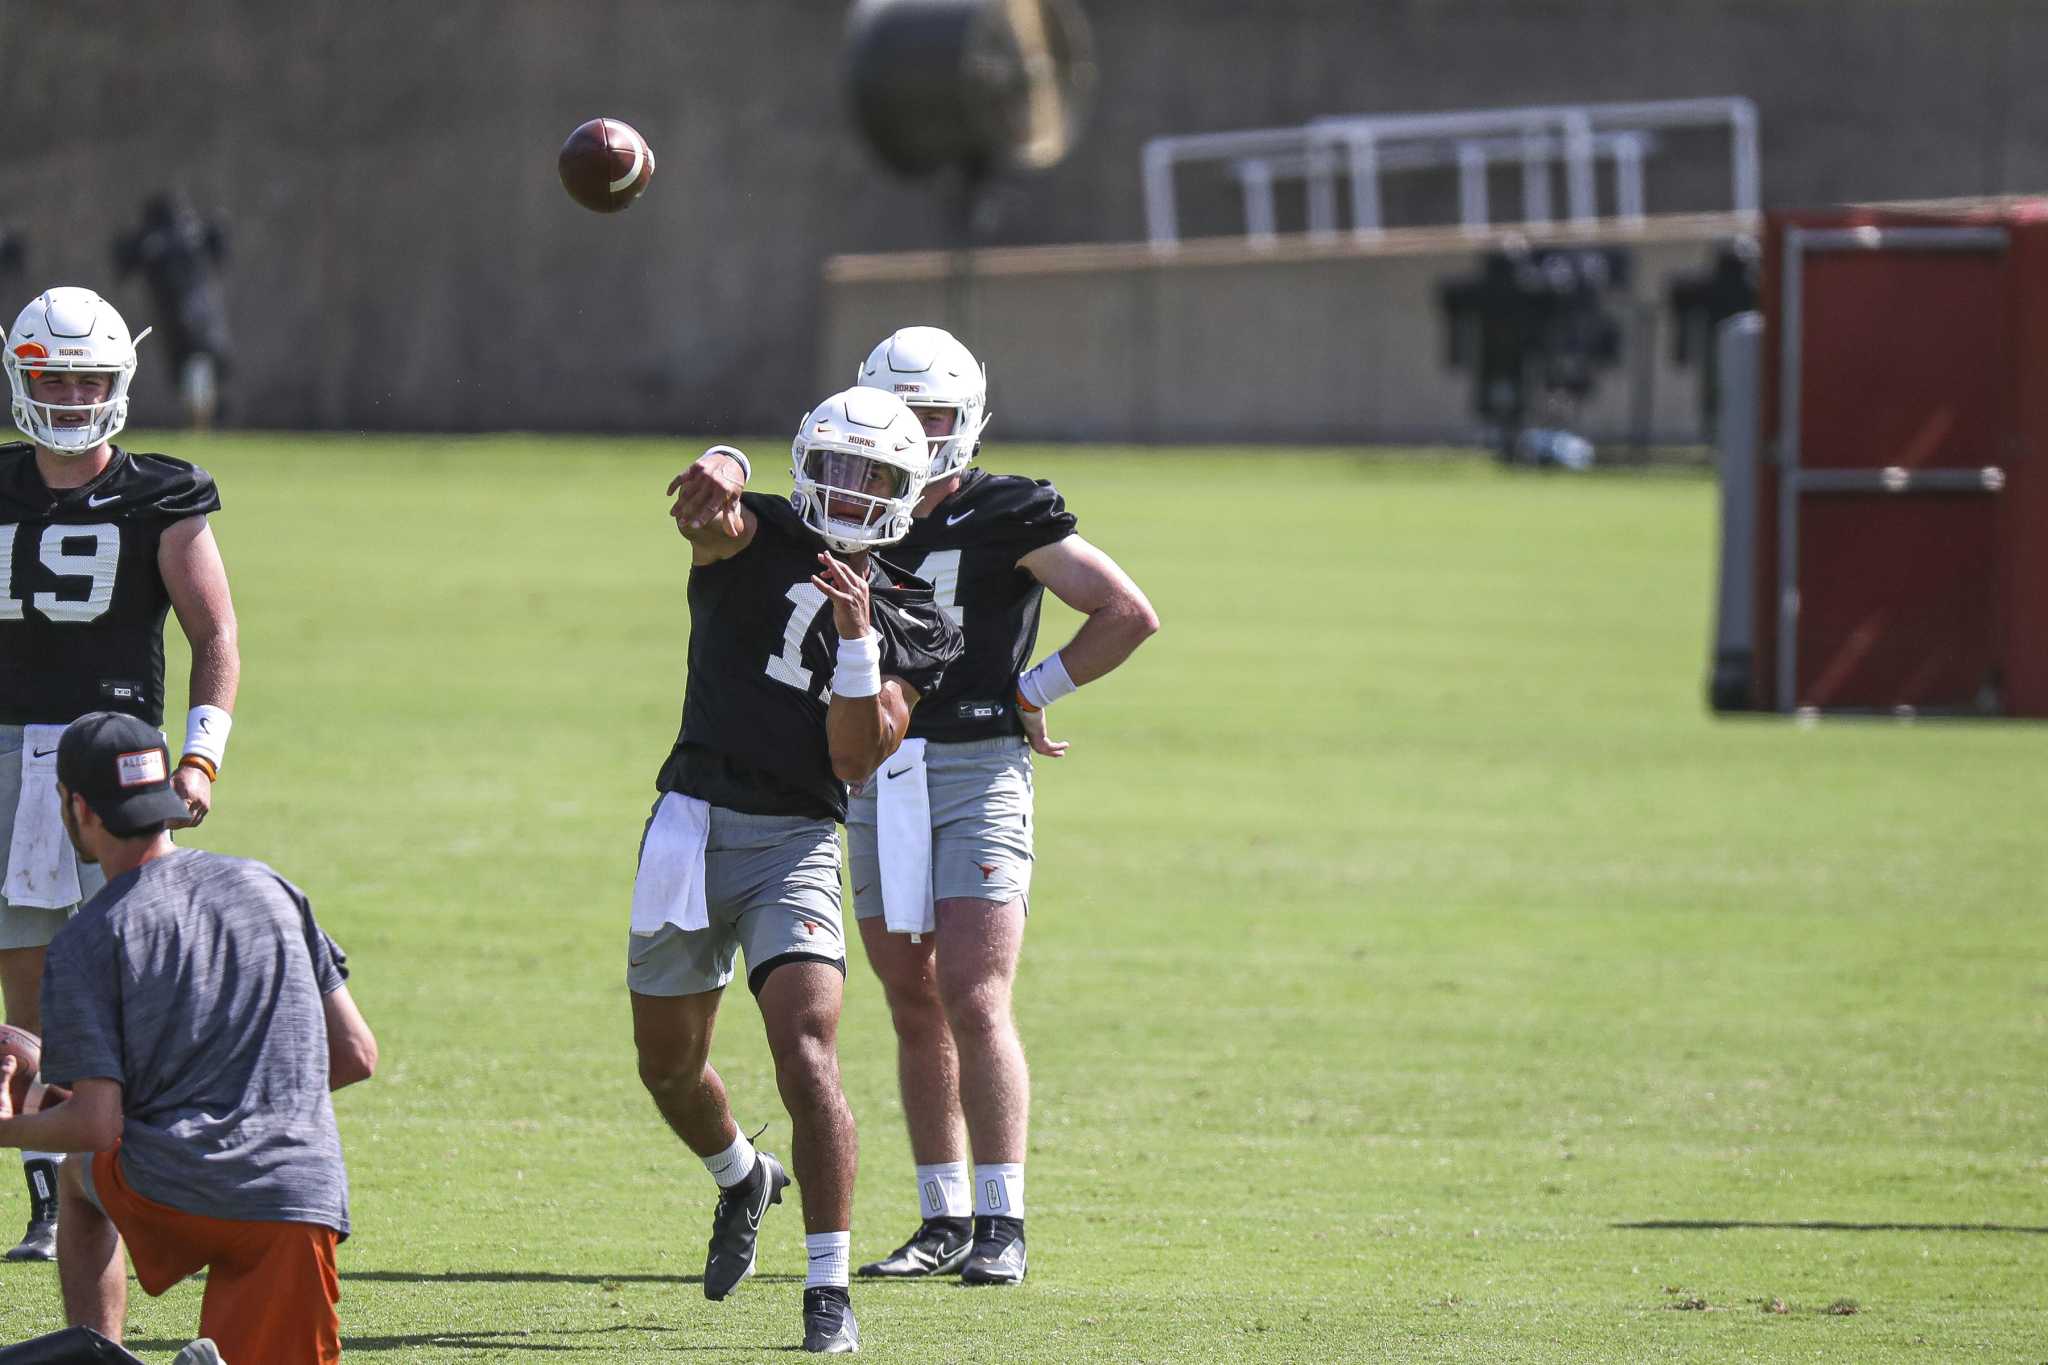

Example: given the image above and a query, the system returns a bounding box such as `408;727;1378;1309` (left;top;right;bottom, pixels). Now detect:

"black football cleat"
4;1213;56;1261
856;1216;972;1278
959;1215;1026;1285
802;1285;860;1354
703;1152;789;1300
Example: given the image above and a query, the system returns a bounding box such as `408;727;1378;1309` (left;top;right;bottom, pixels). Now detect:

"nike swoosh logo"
945;509;975;526
885;766;912;780
31;748;57;758
86;492;119;508
809;1252;833;1261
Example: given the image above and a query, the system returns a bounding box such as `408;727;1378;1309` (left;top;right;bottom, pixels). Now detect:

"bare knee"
882;975;949;1046
762;997;845;1119
635;1032;711;1102
862;931;943;1030
755;962;847;1106
769;1010;840;1093
938;973;1012;1048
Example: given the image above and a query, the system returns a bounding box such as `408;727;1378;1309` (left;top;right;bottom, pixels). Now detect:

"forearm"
187;626;240;712
331;1052;374;1091
826;693;900;782
0;1103;117;1154
1045;593;1160;686
1019;537;1160;688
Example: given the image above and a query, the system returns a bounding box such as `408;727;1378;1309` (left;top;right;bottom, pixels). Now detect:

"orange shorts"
89;1145;342;1365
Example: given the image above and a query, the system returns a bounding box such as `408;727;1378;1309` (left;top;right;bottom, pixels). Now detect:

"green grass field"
2;434;2043;1362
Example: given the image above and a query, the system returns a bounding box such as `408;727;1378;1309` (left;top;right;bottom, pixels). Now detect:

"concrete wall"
822;223;1732;446
0;1;2041;434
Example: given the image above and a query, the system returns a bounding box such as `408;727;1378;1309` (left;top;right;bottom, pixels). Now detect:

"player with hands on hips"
633;390;962;1353
845;328;1157;1286
0;286;240;1263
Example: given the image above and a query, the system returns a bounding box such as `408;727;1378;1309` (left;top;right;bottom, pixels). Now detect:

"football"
558;117;656;213
0;1024;38;1116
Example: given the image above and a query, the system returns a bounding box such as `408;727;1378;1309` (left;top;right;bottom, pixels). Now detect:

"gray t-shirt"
40;848;352;1235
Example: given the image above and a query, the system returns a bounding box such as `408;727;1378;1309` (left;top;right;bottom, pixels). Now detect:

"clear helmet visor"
796;443;921;551
803;446;910;529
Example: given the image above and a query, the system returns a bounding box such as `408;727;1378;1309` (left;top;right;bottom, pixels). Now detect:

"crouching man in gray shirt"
0;711;378;1365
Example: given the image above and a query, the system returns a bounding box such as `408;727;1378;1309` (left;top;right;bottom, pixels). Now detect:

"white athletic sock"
702;1131;757;1189
805;1230;850;1289
916;1161;971;1220
973;1162;1024;1219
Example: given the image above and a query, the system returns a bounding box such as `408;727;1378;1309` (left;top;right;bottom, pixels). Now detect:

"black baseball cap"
56;712;189;836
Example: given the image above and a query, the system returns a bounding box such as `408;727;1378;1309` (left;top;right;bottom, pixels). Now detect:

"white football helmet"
791;387;931;553
854;325;990;480
5;287;150;454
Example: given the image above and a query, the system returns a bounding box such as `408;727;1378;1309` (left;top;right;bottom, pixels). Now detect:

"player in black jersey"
840;327;1159;1285
0;287;240;1263
0;282;239;1268
631;386;961;1354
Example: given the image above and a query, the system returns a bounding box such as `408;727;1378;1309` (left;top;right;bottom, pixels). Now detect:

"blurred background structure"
0;230;24;293
1;0;2042;438
112;191;234;431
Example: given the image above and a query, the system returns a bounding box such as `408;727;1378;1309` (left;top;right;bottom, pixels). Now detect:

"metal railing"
1143;97;1759;250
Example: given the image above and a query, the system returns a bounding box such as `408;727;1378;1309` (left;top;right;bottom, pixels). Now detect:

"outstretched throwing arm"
668;446;755;565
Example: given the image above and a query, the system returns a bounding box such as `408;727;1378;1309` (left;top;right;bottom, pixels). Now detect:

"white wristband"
1017;652;1077;710
183;704;232;770
703;444;751;483
831;632;882;698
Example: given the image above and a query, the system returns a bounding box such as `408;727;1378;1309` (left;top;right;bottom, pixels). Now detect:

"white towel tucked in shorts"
630;792;711;935
4;725;81;910
876;738;935;936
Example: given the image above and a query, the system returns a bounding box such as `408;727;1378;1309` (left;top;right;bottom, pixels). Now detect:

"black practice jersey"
656;493;963;821
884;469;1075;742
0;444;221;726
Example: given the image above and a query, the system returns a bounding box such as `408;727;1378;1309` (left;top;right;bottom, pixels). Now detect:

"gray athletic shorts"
845;735;1034;920
626;804;846;998
0;725;104;950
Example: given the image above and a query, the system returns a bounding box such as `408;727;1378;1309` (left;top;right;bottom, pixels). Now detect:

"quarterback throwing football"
632;387;962;1353
714;327;1159;1284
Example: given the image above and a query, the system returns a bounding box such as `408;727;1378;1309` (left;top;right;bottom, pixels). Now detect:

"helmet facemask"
800;447;915;550
790;387;933;554
5;288;147;455
905;397;991;481
7;357;135;454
